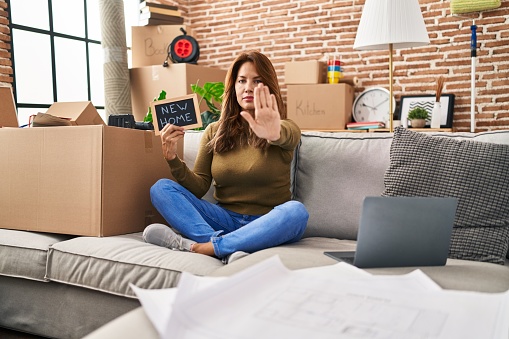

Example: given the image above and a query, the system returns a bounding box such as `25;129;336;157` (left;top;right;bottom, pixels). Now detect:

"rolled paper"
338;76;359;86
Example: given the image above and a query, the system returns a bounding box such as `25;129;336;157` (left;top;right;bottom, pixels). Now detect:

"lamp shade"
354;0;430;50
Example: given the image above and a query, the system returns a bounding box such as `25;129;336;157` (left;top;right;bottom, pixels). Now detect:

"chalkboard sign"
150;93;202;135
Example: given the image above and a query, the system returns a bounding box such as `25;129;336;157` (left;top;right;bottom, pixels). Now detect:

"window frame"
6;0;104;120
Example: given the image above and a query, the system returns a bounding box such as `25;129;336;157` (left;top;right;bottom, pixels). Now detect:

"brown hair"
208;50;286;153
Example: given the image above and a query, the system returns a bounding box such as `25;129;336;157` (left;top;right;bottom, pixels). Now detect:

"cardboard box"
46;101;105;126
287;84;354;131
0;125;182;236
132;25;187;68
0;87;19;127
130;63;227;122
284;61;326;84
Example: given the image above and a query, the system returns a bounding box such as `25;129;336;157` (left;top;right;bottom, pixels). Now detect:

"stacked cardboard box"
131;25;187;68
130;26;226;122
286;84;354;131
0;103;181;236
284;60;327;84
285;61;354;131
130;64;227;121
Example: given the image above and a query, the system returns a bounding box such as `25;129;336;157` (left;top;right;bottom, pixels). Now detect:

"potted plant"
191;81;224;130
407;107;430;128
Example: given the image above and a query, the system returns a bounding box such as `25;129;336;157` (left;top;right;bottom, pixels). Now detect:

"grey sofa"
1;128;508;339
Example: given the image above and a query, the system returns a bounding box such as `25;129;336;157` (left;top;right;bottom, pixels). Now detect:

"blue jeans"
150;179;309;258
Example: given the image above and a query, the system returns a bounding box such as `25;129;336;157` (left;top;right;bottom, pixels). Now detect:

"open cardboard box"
0;87;19;127
0;125;182;236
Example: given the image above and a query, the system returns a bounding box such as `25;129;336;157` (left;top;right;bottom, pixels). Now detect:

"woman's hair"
208;50;286;153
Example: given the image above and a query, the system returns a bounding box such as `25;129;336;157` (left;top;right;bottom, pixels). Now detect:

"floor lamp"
353;0;430;132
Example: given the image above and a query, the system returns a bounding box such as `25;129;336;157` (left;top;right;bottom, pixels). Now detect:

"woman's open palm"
240;84;281;141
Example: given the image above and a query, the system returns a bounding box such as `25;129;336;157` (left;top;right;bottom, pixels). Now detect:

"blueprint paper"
131;256;509;339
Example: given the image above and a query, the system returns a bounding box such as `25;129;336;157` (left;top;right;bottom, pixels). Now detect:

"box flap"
0;87;19;127
46;101;105;126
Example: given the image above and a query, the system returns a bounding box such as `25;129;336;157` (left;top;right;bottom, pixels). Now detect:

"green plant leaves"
191;81;224;112
201;110;220;129
192;82;224;104
191;81;224;129
407;107;430;120
144;90;167;123
157;90;167;101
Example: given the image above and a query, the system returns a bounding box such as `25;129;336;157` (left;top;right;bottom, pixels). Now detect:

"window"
7;0;138;126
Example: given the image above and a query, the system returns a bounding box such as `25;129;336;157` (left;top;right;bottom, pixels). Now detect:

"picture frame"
399;94;455;128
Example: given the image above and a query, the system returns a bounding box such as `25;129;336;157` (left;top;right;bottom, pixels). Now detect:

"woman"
143;50;309;264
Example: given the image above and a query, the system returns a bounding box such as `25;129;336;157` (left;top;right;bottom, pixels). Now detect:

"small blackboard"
150;93;202;135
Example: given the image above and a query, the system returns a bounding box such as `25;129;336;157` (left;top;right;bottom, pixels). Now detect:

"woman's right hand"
160;124;185;161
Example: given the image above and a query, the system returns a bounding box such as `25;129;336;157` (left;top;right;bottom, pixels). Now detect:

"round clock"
352;87;396;123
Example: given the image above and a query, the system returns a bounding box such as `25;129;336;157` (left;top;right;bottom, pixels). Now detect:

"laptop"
324;196;458;268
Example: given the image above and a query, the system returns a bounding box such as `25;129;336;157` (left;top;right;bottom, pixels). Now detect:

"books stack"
346;121;385;130
139;1;184;26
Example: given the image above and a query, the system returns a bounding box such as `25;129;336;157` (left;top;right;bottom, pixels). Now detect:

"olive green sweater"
167;119;301;215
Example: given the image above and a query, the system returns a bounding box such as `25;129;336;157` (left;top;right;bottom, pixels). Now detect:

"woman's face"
235;61;263;114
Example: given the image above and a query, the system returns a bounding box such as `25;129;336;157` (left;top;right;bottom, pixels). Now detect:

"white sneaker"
142;223;194;251
222;251;249;265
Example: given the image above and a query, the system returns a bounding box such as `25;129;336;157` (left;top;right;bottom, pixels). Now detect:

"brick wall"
171;0;509;132
3;1;507;131
0;0;12;87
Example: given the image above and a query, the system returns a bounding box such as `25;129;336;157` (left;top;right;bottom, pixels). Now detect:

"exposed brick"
496;97;509;103
0;58;10;66
2;0;507;130
0;63;11;73
0;74;12;83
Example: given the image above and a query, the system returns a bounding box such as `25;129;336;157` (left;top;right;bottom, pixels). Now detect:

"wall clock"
352;87;396;123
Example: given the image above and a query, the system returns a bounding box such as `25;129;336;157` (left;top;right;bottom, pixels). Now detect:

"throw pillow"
383;127;509;265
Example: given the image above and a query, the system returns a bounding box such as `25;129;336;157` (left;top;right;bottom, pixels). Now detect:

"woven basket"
450;0;501;14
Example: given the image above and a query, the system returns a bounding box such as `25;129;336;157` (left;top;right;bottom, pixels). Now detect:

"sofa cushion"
383;127;509;264
0;229;72;281
210;237;509;293
46;232;224;298
294;132;393;240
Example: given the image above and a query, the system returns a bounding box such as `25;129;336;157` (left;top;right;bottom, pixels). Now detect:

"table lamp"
353;0;430;132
